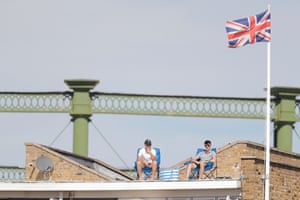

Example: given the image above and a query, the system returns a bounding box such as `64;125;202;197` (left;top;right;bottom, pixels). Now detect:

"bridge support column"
272;87;300;151
274;122;293;151
65;79;99;156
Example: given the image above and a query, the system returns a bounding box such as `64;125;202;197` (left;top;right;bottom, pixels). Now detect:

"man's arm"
137;149;144;163
190;154;201;164
150;149;156;162
210;154;217;169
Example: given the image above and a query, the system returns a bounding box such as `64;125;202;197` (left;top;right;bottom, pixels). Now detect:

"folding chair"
134;147;160;180
186;147;217;179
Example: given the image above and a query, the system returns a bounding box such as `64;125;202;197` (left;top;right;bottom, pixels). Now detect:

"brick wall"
240;157;264;200
25;143;110;181
26;141;300;199
177;141;300;199
217;141;300;200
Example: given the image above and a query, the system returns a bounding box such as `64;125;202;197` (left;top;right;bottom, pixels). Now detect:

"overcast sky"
1;1;300;169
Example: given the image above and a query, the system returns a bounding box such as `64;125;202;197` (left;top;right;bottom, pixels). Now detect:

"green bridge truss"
1;79;300;156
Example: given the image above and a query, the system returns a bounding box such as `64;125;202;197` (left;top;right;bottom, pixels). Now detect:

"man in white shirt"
137;139;157;180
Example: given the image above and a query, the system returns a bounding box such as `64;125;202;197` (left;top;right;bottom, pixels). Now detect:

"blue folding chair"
186;147;217;179
134;147;160;180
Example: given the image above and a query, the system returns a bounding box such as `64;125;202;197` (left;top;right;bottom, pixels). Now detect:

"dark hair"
144;138;152;146
204;140;212;145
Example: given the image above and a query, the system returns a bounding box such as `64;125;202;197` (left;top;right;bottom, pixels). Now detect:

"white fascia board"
0;180;241;192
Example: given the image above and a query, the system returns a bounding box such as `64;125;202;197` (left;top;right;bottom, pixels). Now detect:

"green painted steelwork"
0;166;25;181
1;80;300;155
0;92;276;119
0;92;71;112
92;92;270;119
72;117;90;156
272;87;300;151
65;79;99;156
274;122;293;152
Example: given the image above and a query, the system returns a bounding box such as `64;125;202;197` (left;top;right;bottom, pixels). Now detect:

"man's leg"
137;161;143;180
198;161;207;180
150;161;157;180
185;163;197;180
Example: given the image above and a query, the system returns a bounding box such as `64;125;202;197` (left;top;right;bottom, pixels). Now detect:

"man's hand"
143;160;151;167
191;157;200;164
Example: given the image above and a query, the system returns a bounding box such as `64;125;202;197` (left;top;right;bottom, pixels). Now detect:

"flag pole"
264;5;271;200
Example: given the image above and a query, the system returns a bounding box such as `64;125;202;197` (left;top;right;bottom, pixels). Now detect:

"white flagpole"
264;5;271;200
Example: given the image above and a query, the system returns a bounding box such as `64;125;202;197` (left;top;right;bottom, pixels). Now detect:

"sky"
1;1;300;169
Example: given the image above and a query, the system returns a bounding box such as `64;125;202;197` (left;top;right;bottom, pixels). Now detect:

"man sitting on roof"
137;139;157;180
185;140;216;180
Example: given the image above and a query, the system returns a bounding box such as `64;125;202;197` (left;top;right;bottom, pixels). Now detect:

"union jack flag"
226;9;271;48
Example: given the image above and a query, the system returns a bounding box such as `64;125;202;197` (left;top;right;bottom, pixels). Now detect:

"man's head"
144;138;152;146
204;140;212;148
